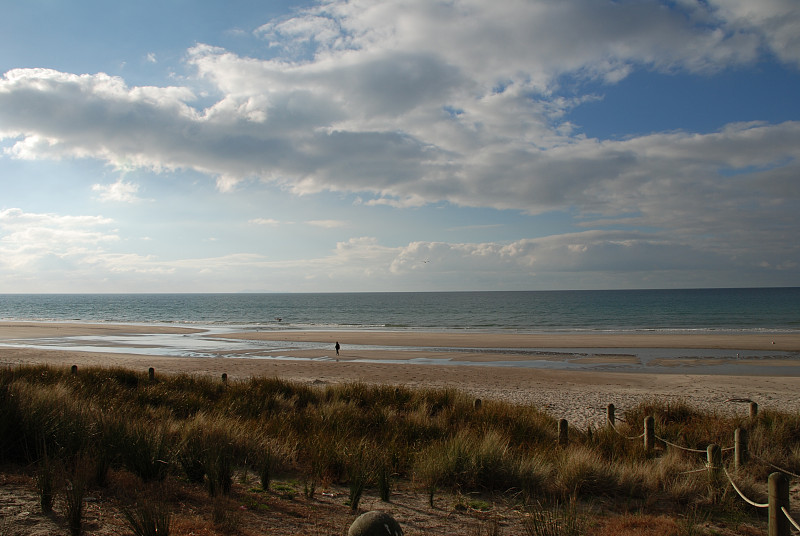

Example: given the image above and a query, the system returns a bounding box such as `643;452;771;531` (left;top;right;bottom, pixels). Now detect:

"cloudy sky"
1;0;799;292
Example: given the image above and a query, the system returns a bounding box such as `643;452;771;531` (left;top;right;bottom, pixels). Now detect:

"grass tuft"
523;499;583;536
63;458;89;536
123;497;173;536
35;440;57;514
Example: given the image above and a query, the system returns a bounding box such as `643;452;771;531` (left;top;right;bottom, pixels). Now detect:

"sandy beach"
2;322;800;428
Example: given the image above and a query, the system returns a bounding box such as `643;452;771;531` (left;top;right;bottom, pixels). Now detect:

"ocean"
1;289;799;373
1;287;798;333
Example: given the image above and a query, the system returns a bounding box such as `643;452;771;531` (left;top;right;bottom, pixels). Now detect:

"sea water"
1;289;798;373
0;288;798;333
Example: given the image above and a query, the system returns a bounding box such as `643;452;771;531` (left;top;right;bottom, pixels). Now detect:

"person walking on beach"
335;341;340;356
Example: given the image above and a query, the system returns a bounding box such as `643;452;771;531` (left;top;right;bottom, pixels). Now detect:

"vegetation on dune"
0;364;796;534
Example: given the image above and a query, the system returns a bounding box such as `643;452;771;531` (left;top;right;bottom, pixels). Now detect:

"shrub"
377;461;392;502
514;454;553;499
190;415;252;497
206;444;234;497
625;399;702;427
11;381;92;462
414;427;552;502
0;381;24;462
523;500;584;536
414;447;443;507
257;445;274;491
254;435;292;492
586;424;645;462
63;460;89;536
35;441;57;513
123;498;172;536
556;446;620;497
211;495;239;532
176;419;208;484
479;403;558;449
119;421;173;482
346;443;374;513
305;432;349;484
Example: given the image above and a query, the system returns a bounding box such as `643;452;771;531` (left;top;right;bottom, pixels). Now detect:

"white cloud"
309;231;785;289
0;68;200;169
0;211;794;291
0;3;793;213
255;15;342;54
709;0;800;66
0;0;798;290
92;179;142;203
306;219;346;228
0;208;118;271
249;218;282;226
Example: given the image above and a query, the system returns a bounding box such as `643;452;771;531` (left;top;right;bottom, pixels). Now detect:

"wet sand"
219;329;800;352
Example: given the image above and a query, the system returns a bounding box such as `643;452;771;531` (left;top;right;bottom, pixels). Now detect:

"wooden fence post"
769;472;790;536
735;428;749;470
644;416;655;452
750;401;759;419
148;367;155;381
707;444;722;487
558;419;568;446
607;404;615;427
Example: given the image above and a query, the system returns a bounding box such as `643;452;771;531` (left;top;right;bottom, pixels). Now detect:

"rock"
348;511;403;536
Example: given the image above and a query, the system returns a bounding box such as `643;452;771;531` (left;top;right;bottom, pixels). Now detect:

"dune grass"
1;363;795;533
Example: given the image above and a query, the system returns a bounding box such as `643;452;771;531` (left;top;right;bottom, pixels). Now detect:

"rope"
753;454;800;480
607;417;645;440
722;466;769;508
781;506;800;532
654;434;709;454
678;466;710;476
653;433;735;454
609;407;738;451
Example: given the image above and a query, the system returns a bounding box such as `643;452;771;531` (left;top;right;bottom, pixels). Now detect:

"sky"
1;0;799;293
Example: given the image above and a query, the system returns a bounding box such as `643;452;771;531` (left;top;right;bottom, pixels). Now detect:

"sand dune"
2;322;799;428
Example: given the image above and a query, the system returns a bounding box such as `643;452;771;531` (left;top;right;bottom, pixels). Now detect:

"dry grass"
591;513;680;536
0;364;792;535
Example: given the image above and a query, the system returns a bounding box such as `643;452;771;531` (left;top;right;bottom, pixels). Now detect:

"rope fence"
580;401;800;535
678;466;711;476
606;416;645;440
722;466;768;508
563;398;799;535
782;507;800;532
753;453;800;480
654;434;709;454
78;366;800;535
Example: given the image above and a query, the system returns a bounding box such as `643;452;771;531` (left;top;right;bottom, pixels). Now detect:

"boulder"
348;511;403;536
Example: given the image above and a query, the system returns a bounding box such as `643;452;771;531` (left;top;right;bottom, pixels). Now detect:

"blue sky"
1;0;798;292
